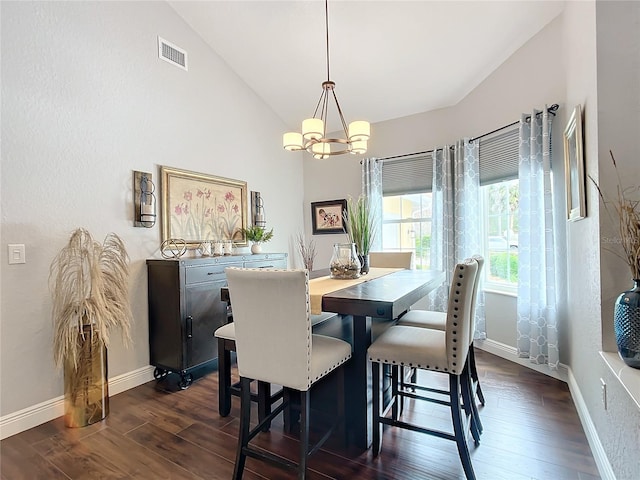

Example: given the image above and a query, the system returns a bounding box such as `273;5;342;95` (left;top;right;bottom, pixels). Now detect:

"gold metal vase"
63;325;109;427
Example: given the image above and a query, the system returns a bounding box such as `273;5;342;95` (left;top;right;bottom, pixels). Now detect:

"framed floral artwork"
311;199;347;234
160;166;248;247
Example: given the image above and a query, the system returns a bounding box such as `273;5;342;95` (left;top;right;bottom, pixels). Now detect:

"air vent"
158;36;188;71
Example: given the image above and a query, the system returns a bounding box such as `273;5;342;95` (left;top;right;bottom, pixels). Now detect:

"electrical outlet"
600;378;607;410
7;244;25;264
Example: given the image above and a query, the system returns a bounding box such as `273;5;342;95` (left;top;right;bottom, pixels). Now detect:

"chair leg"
218;338;232;417
461;362;481;445
233;377;251;480
298;390;310;480
469;345;486;406
391;365;399;421
257;381;272;432
372;361;382;456
450;374;476;480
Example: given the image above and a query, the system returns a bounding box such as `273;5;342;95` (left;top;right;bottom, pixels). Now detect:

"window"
382;193;432;269
482;180;519;291
479;127;520;292
380;155;432;269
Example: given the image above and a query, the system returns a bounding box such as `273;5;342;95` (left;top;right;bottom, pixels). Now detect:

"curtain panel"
428;140;486;338
516;107;559;369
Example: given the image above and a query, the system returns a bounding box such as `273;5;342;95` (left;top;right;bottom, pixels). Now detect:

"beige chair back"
369;251;414;269
225;268;313;391
445;258;478;374
469;255;484;341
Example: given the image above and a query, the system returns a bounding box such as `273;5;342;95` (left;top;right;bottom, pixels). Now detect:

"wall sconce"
134;171;156;228
251;191;266;228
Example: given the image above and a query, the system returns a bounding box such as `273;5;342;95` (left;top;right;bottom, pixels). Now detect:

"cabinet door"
184;278;227;369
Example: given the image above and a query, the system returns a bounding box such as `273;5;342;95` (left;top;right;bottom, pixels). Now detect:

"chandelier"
282;0;370;159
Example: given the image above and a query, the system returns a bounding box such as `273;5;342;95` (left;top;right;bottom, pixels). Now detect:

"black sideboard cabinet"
146;253;287;388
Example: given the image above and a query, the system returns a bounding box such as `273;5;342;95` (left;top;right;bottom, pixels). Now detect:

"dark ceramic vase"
359;254;370;275
614;279;640;368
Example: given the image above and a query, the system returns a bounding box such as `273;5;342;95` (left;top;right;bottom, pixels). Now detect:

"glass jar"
330;243;361;279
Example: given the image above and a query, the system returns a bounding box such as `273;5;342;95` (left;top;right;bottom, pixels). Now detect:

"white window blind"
382;155;433;195
478;128;519;186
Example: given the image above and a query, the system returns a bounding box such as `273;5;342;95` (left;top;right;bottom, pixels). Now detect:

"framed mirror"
564;104;586;221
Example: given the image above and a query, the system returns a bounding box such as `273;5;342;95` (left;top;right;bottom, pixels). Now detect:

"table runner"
308;267;402;315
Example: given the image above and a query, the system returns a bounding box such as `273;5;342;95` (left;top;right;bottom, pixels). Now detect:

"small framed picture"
563;105;586;221
311;199;347;235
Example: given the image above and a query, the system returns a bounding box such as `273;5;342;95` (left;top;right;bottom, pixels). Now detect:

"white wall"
563;2;640;479
0;1;303;417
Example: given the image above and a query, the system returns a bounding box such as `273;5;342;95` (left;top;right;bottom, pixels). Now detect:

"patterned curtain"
516;107;558;369
428;140;486;338
361;157;383;252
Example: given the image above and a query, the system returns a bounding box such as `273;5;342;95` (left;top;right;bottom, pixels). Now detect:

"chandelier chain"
325;0;330;82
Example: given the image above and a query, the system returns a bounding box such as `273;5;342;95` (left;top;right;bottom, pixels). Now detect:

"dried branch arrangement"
590;151;640;279
49;228;133;369
296;232;316;271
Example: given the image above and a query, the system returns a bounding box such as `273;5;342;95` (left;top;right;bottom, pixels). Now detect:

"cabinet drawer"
185;264;227;284
243;259;286;269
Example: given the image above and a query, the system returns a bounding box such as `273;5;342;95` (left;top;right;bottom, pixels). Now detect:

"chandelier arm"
312;89;326;118
321;88;329;137
331;89;350;138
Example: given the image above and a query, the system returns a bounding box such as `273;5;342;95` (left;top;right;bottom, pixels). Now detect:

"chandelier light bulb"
283;132;303;151
302;118;324;141
350;140;368;155
348;120;370;142
312;142;331;159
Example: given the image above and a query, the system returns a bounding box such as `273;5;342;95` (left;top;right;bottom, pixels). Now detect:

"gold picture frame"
161;166;248;247
564;104;586;221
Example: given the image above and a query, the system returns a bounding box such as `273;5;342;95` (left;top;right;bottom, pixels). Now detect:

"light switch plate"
8;244;26;264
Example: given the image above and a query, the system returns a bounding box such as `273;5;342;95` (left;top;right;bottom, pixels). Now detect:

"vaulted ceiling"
169;1;565;130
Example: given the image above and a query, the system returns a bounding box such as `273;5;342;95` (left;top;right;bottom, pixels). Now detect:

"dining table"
309;267;445;449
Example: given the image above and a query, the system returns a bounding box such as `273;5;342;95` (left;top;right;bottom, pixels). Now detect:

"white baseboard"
0;365;154;440
566;368;616;480
476;339;615;480
475;338;568;382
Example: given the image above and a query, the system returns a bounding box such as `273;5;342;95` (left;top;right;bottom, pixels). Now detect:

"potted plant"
242;225;274;254
49;228;133;426
343;195;377;274
591;151;640;368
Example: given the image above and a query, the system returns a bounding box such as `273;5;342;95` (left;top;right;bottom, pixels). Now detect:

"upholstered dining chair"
225;267;352;480
369;251;414;269
398;255;486;426
368;258;479;480
214;322;282;430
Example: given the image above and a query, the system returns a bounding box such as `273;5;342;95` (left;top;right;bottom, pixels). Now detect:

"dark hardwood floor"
1;350;600;480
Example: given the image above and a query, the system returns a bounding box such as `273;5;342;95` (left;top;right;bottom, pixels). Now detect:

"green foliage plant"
344;196;377;256
242;225;274;243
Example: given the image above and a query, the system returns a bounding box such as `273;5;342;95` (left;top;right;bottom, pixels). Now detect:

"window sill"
600;351;640;410
482;288;517;298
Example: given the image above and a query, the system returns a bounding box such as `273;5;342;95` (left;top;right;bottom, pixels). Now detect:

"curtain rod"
377;104;559;162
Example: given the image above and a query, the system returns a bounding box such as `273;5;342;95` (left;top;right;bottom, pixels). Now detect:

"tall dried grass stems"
49;228;133;370
344;196;377;256
590;151;640;279
296;232;316;271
